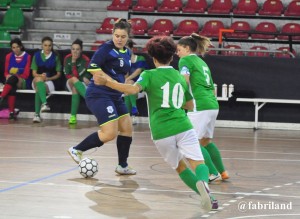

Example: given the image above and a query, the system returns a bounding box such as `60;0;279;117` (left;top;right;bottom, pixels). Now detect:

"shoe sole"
196;181;212;211
115;170;137;175
67;150;80;164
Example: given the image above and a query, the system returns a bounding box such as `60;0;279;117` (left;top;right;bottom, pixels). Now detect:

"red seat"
226;21;250;39
221;45;244;56
275;47;297;58
130;18;148;35
182;0;207;13
199;20;225;38
207;0;233;14
132;0;157;12
157;0;182;12
251;22;278;39
247;46;269;57
96;17;118;34
284;0;300;17
173;19;199;36
233;0;258;15
148;19;174;36
278;23;300;41
207;44;217;55
107;0;132;11
258;0;283;16
91;40;105;51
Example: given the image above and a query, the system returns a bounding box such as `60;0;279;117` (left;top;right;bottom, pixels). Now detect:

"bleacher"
1;0;300;129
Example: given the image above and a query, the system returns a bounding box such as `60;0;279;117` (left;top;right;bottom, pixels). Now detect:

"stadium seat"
275;47;297;58
284;0;300;17
10;0;36;9
0;30;11;48
221;44;244;56
226;21;250;39
107;0;132;11
148;19;174;36
157;0;182;12
0;0;11;7
182;0;207;13
207;0;233;14
0;7;25;32
199;20;225;38
251;22;278;39
173;19;199;36
130;18;148;35
207;44;217;55
278;23;300;41
96;17;118;34
247;46;269;57
132;0;157;12
258;0;284;16
90;40;105;51
233;0;258;15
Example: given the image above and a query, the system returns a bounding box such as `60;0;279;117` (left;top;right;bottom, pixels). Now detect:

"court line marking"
0;167;77;193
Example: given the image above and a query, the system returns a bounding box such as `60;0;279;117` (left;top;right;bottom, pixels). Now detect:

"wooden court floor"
0;118;300;219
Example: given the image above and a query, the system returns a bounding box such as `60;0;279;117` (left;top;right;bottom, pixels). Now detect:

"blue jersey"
87;40;131;97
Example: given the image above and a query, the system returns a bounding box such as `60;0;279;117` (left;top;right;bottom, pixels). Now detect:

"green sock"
36;81;47;104
206;142;225;173
195;164;209;183
74;81;86;98
71;94;80;116
34;93;41;114
201;146;219;175
179;168;199;193
129;94;137;107
124;96;132;113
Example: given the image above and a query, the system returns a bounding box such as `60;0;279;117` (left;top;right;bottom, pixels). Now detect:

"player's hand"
93;73;107;85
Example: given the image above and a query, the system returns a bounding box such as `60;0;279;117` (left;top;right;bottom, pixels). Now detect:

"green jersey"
179;54;219;111
136;66;193;140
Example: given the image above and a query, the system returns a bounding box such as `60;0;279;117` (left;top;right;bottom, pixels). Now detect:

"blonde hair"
178;33;211;55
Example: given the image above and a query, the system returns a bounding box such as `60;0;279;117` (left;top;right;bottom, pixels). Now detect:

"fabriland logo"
238;201;292;212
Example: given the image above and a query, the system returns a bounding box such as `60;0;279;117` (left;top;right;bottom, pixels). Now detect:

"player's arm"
182;99;194;111
126;68;143;81
94;74;141;94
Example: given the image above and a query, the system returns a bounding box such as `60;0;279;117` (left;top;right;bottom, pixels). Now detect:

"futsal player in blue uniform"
68;19;136;175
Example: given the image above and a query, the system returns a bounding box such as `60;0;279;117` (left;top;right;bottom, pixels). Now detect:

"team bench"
218;97;300;129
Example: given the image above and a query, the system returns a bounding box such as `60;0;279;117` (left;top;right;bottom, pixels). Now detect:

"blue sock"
74;132;103;152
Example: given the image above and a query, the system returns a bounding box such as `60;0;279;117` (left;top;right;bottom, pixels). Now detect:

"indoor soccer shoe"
69;115;77;124
221;171;229;180
68;147;83;164
41;103;50;112
33;114;41;123
209;173;222;184
196;180;218;211
115;165;137;175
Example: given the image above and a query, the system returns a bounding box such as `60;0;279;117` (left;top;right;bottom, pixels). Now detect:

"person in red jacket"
0;38;31;120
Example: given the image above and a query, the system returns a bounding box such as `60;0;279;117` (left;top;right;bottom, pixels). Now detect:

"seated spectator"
31;36;62;123
124;39;149;124
64;39;91;124
0;38;31;120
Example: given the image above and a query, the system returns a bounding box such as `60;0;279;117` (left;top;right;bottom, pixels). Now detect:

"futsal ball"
78;157;98;178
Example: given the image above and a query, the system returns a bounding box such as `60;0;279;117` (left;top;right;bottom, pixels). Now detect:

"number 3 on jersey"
161;82;184;109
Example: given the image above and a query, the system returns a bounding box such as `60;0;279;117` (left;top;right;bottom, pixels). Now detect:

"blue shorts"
86;94;129;126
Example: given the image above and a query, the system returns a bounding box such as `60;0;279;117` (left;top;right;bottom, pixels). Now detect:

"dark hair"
41;36;53;44
10;38;25;51
146;36;176;64
113;18;131;35
126;39;135;49
72;38;83;49
177;33;211;55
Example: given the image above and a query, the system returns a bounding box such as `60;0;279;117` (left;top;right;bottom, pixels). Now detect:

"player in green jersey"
94;36;218;211
177;33;229;183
